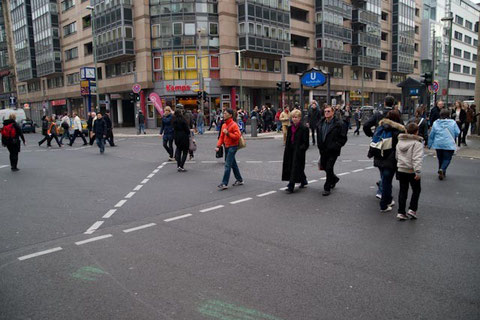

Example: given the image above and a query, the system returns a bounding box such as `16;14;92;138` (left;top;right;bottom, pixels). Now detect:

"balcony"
316;0;352;20
316;48;352;65
352;32;381;47
352;9;380;26
352;55;381;69
97;40;135;63
239;35;290;56
316;23;352;43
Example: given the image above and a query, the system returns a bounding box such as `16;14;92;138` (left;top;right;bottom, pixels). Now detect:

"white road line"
201;160;219;163
358;159;371;162
153;169;159;173
141;179;149;184
365;166;375;170
268;160;283;163
125;192;136;199
84;221;105;234
123;223;157;233
18;247;63;261
352;169;364;173
115;199;127;208
102;209;117;219
321;177;327;180
337;172;351;176
199;205;225;213
133;184;143;191
164;214;192;222
246;160;263;163
230;197;252;204
308;179;318;183
0;165;9;169
341;160;352;162
279;187;288;191
257;191;276;197
147;174;155;178
157;165;163;169
75;234;112;246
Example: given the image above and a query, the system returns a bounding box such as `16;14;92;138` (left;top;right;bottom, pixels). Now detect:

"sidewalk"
424;134;480;159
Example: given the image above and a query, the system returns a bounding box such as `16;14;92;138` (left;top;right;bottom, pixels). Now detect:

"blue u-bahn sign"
301;68;327;88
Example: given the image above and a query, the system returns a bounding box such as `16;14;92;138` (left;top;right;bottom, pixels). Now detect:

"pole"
445;15;453;106
361;65;365;107
281;55;286;108
239;50;243;111
432;28;437;107
197;29;204;113
91;8;100;112
327;73;331;105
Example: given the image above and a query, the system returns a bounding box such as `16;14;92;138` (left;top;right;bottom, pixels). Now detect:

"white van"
0;108;27;128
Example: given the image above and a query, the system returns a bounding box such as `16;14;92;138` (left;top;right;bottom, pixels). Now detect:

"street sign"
300;68;327;88
9;96;16;106
409;88;419;96
80;67;96;80
191;81;200;92
80;80;90;96
132;84;141;94
432;81;439;93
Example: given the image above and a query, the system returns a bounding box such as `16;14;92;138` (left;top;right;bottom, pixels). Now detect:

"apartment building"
0;0;17;108
6;0;152;126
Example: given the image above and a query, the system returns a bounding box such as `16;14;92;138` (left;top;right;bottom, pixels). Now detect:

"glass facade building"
10;0;36;81
392;0;415;73
351;0;381;69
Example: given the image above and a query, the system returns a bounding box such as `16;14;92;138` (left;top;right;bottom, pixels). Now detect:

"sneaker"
389;200;395;207
438;169;444;180
178;167;187;172
232;180;244;186
407;209;417;219
376;193;382;200
380;206;393;213
217;184;228;190
168;157;175;161
396;213;408;221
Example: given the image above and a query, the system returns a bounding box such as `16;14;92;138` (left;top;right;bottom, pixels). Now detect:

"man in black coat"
308;101;321;145
93;112;107;153
316;106;348;196
429;100;444;128
103;111;115;147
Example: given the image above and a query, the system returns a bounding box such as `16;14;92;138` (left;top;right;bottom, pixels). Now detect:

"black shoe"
83;143;88;146
331;177;340;189
299;181;308;188
322;190;331;196
286;187;294;194
11;168;19;172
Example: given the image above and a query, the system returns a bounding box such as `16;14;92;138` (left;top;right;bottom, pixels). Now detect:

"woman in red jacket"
215;109;243;190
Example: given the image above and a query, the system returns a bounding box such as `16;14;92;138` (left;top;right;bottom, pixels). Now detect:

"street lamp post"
441;13;453;106
87;6;100;112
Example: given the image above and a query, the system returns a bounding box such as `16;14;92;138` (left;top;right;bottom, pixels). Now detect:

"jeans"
377;168;383;196
320;153;338;191
138;123;145;134
379;167;395;210
436;149;454;174
197;122;204;134
397;172;421;214
96;136;105;153
471;122;477;135
276;121;282;132
163;137;174;158
222;146;243;186
59;131;70;144
354;120;361;135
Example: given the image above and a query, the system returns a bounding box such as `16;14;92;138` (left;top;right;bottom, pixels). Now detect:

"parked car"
21;119;36;133
0;108;27;128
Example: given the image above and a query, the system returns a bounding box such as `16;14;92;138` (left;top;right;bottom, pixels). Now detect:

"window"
239;22;245;35
124;27;133;39
454;31;462;41
331;67;343;78
414;43;418;52
473;54;477;61
463;66;470;74
290;6;308;22
210;55;219;69
455;15;463;26
82;15;91;29
274;60;280;72
47;76;64;89
472;68;476;75
414;60;418;69
375;71;387;80
186;55;196;69
66;72;80;85
153;56;162;71
65;47;78;61
381;52;387;61
454;48;462;57
63;22;77;37
184;23;195;36
464;35;471;45
174;56;184;69
415;26;419;34
173;22;182;35
415;8;420;17
464;51;471;60
381;32;388;41
465;20;473;30
260;59;267;71
209;23;218;35
351;69;359;80
381;11;388;21
474;39;478;47
61;0;75;12
253;58;260;70
453;63;461;72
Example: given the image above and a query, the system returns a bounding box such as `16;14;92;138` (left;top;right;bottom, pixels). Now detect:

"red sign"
51;99;66;106
132;84;141;93
0;70;10;77
166;85;191;92
149;92;164;116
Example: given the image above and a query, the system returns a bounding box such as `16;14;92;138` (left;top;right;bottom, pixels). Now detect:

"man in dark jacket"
93;112;107;153
103;111;115;147
316;106;348;196
308;101;321;145
1;113;26;171
429;100;444;128
38;115;51;147
137;111;146;135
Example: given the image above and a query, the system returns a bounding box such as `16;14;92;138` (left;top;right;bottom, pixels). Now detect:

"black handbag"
215;145;224;158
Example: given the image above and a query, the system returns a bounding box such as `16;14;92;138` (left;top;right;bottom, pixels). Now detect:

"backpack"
1;123;16;139
61;121;69;130
367;125;393;158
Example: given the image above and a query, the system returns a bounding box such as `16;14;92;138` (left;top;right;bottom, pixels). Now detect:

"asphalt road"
1;131;479;320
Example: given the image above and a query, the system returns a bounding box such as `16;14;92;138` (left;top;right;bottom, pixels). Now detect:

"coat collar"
378;118;405;132
398;133;423;142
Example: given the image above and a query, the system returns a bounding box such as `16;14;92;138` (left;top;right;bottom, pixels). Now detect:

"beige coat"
395;134;424;174
279;111;290;126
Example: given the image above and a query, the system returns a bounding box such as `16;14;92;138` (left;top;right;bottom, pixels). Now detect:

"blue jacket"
160;114;174;139
428;119;460;150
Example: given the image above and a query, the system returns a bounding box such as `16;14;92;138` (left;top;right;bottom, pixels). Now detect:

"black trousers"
70;130;87;145
48;134;61;147
38;134;50;146
462;123;470;143
310;127;316;144
397;172;421;213
354;120;361;134
7;143;19;169
105;129;115;146
320;153;338;191
163;138;174;158
175;147;188;168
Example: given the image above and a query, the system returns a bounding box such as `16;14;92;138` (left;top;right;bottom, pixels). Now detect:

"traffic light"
203;92;208;102
285;81;291;91
276;81;283;92
422;72;433;86
135;93;140;102
197;91;203;100
129;92;135;104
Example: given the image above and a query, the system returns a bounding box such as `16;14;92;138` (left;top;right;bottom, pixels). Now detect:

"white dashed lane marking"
0;165;9;169
75;234;112;246
164;214;192;222
141;179;149;184
84;221;105;234
123;223;156;233
125;192;136;199
115;200;127;208
147;174;155;178
257;191;277;197
337;172;351;176
18;247;63;261
199;205;225;213
230;197;252;204
352;169;364;173
133;185;143;191
102;209;117;219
